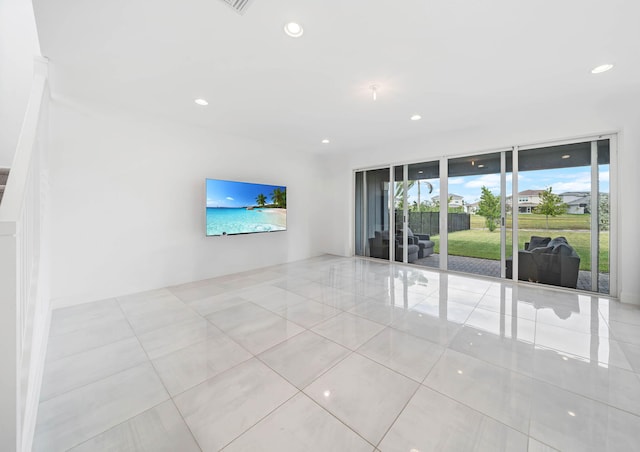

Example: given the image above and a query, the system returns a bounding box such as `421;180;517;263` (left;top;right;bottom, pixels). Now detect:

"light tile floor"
35;255;640;451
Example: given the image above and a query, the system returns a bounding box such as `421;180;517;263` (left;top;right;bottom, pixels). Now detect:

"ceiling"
32;0;640;153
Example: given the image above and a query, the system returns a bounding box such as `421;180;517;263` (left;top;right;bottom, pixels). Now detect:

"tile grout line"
40;256;640;451
373;371;423;449
216;389;302;450
38;335;147;404
300;392;379;450
114;296;204;452
418;348;534;438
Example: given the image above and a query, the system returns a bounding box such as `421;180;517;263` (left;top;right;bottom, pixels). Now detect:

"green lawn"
470;214;592;230
430;229;609;272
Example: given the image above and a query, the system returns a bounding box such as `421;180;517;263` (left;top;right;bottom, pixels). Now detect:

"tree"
256;193;267;207
477;186;500;231
534;187;567;228
394;180;433;211
395;180;415;211
270;187;287;208
599;193;609;231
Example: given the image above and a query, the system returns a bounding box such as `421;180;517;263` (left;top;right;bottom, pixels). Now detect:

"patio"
414;254;610;294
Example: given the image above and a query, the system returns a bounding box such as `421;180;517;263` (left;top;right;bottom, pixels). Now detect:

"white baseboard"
619;290;640;306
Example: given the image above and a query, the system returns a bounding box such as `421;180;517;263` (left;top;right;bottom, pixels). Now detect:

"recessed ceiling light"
418;170;424;174
562;154;571;159
194;98;208;106
321;139;330;144
370;84;379;101
284;22;304;38
410;114;422;121
591;64;613;74
478;164;485;168
457;370;463;375
568;411;576;417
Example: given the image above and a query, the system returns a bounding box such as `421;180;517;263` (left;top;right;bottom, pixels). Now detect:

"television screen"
206;179;287;236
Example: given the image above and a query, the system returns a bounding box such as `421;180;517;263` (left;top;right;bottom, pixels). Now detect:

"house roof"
29;0;640;154
432;193;463;201
561;192;590;197
519;190;543;196
566;196;590;205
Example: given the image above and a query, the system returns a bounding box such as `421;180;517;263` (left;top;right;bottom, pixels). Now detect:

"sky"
406;166;610;206
206;179;286;208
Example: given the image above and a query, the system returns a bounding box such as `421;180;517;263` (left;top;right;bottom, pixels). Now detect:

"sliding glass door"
354;168;391;261
354;135;614;295
516;139;610;294
446;151;512;279
392;161;440;268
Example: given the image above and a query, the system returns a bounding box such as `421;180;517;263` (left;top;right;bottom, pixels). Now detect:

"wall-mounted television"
206;178;287;236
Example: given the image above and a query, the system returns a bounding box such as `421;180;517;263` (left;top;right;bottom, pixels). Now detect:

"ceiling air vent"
220;0;254;14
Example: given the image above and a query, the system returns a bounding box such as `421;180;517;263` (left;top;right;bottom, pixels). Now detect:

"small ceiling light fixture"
284;22;304;38
370;84;379;101
471;160;475;166
562;154;571;159
478;164;485;168
321;139;330;144
194;98;209;106
410;114;422;121
591;64;613;74
418;170;424;174
568;411;576;417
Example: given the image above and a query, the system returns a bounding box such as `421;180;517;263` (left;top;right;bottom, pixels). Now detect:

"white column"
440;157;448;270
590;141;599;292
512;147;519;282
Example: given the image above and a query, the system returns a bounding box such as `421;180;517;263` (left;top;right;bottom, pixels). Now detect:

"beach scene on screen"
206;179;287;236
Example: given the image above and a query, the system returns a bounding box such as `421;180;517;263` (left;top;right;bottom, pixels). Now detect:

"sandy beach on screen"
260;208;287;227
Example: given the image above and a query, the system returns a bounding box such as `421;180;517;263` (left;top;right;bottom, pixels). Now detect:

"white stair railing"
0;57;50;452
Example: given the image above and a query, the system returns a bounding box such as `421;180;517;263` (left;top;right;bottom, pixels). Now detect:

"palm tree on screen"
256;193;267;207
270;188;286;208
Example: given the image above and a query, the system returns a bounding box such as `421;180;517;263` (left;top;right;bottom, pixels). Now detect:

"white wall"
0;0;41;167
320;95;640;305
50;100;323;307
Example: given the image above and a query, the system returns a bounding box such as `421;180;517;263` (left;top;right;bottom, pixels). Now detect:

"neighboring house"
560;192;590;214
506;189;543;214
466;201;480;214
559;192;610;215
432;193;464;209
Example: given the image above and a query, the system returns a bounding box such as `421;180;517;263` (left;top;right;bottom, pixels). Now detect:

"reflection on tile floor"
35;256;640;451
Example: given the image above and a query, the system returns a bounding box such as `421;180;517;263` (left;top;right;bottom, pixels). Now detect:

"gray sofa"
407;228;435;258
506;236;581;289
368;230;420;263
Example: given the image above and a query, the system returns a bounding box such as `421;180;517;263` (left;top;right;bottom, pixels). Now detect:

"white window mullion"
512;146;519;282
403;165;408;263
440;157;448;270
500;151;506;278
590;141;599;292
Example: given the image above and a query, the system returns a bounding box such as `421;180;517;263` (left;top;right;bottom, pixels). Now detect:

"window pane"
516;142;596;291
